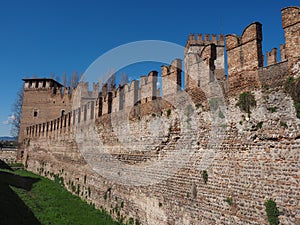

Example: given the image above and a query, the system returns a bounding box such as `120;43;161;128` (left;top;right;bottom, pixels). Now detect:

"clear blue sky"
0;0;299;136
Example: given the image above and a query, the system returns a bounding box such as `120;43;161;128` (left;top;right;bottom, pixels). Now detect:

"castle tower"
184;34;225;103
18;78;73;149
140;71;158;103
225;22;263;94
281;6;300;74
161;59;182;97
184;34;225;89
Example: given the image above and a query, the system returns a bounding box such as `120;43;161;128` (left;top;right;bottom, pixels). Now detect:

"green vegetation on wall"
225;197;233;206
201;170;208;184
267;107;277;113
265;199;280;225
237;92;256;114
285;76;300;118
256;121;263;129
166;109;171;117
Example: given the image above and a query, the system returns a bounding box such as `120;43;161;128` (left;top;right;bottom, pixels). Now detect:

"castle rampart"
17;6;300;225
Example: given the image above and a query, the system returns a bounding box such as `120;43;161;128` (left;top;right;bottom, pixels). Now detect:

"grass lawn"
0;169;121;225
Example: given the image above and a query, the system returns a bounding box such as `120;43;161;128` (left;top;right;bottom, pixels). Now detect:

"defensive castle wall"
18;7;300;225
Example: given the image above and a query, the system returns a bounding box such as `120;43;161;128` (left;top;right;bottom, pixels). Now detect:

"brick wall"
18;6;300;225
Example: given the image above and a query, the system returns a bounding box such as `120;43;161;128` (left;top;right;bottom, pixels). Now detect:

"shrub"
256;121;263;129
237;92;256;113
218;110;225;119
202;170;208;184
225;197;233;206
195;103;202;109
127;217;134;225
262;84;270;90
166;109;171;117
265;199;279;225
267;107;277;113
280;121;288;128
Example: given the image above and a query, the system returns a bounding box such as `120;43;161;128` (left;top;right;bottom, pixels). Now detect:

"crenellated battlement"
222;6;300;95
280;44;287;61
185;33;224;48
226;22;263;72
266;48;278;66
20;5;300;149
225;22;263;94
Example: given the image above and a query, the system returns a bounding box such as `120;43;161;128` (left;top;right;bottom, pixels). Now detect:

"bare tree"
119;72;129;86
106;69;116;91
11;85;24;137
62;72;67;87
68;71;80;88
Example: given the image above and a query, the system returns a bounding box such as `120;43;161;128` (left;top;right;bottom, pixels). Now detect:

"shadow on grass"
0;159;13;171
0;160;41;225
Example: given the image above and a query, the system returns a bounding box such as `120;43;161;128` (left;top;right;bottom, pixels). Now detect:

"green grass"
0;169;122;225
8;162;24;168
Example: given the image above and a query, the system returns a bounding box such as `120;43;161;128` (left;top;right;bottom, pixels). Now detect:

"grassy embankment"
0;167;122;225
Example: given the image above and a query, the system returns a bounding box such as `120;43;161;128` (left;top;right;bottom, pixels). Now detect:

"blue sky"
0;0;299;136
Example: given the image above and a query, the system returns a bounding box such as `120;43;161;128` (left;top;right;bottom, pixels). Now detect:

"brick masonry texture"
17;6;300;225
0;150;17;164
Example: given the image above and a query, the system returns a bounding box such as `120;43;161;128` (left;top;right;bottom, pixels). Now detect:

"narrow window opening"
33;110;38;117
